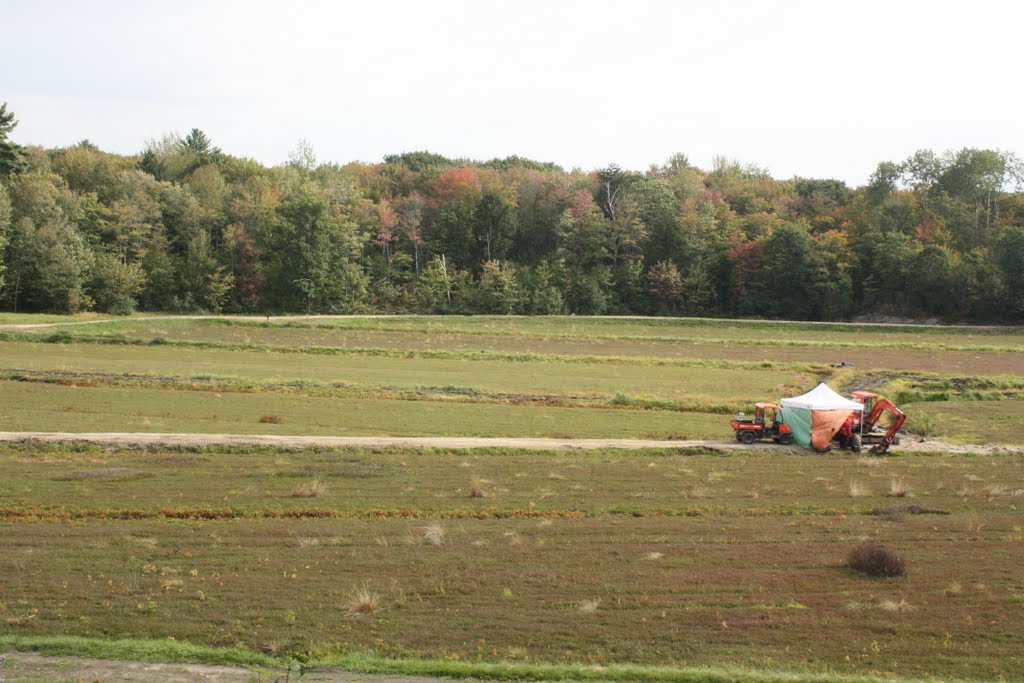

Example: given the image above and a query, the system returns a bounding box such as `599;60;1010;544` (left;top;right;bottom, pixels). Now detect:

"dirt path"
0;651;450;683
0;430;1019;454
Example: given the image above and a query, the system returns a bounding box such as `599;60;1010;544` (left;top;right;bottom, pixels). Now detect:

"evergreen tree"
0;102;27;177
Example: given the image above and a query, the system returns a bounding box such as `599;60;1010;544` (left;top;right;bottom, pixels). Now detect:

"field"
1;314;1023;682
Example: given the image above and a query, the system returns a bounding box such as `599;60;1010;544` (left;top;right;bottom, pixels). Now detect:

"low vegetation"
0;314;1021;682
1;443;1023;680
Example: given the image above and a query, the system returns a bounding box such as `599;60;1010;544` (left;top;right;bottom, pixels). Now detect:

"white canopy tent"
780;383;864;412
779;383;862;450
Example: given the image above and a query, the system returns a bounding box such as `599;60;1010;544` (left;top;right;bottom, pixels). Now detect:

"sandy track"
0;431;747;451
0;651;449;683
0;430;1019;454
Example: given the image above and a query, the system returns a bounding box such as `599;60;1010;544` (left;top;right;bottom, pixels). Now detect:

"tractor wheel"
849;434;862;452
739;431;757;445
777;433;793;446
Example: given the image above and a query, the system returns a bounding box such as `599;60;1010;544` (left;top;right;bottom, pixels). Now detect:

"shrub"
848;541;906;578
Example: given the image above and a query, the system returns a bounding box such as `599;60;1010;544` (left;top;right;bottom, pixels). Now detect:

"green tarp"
779;406;812;448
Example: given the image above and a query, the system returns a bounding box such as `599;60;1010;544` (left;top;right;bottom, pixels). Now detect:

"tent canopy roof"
780;383;863;411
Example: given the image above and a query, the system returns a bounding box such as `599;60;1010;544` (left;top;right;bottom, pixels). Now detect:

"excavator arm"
867;398;906;454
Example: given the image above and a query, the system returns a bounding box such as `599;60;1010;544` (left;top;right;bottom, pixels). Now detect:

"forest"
1;102;1023;322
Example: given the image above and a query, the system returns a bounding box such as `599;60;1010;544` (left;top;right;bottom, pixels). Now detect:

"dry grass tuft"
348;587;380;616
578;598;601;613
291;477;327;498
968;516;984;535
849;481;868;497
258;414;286;424
848;540;906;578
423;521;446;545
469;475;490;498
879;597;914;612
888;476;910;497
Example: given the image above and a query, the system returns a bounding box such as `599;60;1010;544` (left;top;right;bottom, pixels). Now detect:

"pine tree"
0;102;28;177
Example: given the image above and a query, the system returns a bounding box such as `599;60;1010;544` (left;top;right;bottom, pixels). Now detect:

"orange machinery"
730;403;794;445
850;391;906;454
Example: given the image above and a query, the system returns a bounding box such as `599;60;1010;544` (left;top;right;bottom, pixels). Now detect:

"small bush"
259;415;286;424
848;541;906;578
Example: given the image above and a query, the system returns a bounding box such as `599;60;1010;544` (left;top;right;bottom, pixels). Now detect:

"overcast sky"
4;0;1022;185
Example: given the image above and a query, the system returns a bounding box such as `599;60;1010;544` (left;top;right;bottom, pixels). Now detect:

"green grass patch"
905;401;1024;444
0;379;727;439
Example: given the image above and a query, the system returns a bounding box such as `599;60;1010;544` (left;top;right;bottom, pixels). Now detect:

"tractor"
730;403;793;445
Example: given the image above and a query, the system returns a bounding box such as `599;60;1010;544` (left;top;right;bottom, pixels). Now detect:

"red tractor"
849;391;906;454
730;403;794;445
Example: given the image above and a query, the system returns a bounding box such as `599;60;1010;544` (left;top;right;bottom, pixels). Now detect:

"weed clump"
888;476;910;497
423;521;446;545
291;478;326;498
848;541;906;578
348;588;380;615
469;475;489;498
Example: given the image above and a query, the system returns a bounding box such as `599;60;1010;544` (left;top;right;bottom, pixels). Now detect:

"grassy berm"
1;444;1023;682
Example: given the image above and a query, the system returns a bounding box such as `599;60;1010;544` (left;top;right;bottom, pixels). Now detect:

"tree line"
1;103;1023;322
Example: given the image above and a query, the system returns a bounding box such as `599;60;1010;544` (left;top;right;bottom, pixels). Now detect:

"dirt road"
0;651;449;683
0;430;1018;454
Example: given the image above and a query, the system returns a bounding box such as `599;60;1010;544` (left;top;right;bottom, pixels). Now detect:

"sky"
3;0;1022;185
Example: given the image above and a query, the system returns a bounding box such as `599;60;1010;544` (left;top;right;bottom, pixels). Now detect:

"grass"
291;477;327;498
1;445;1023;679
5;315;1024;377
4;444;1021;518
0;339;808;402
0;379;728;439
1;314;1023;681
348;588;381;616
906;401;1024;444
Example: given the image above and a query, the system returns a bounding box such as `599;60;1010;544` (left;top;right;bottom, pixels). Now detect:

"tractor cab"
730;403;793;445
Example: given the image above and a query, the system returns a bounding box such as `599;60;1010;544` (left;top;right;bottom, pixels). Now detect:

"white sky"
4;0;1022;185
